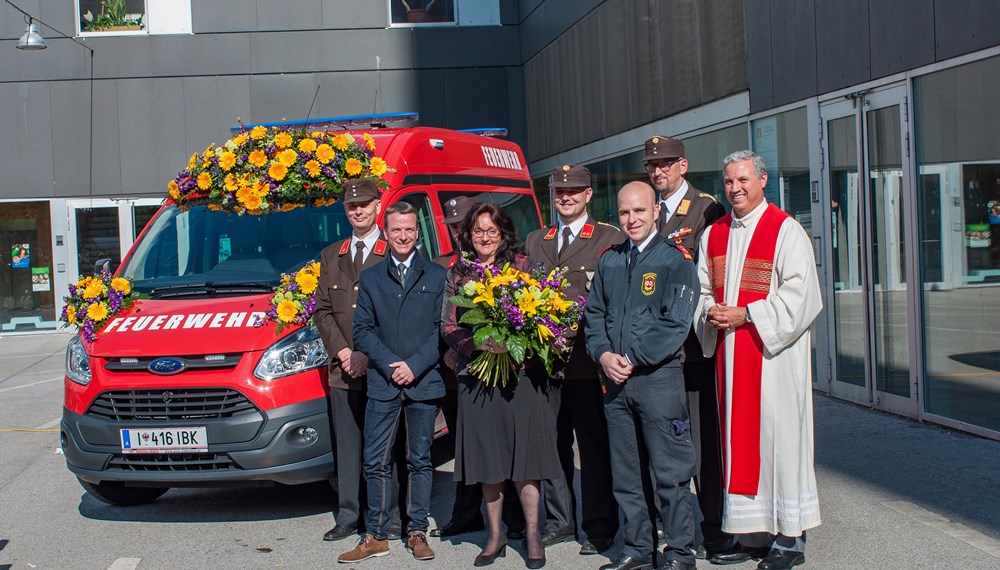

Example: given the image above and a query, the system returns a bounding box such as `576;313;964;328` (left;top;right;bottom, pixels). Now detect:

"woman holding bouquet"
441;203;561;569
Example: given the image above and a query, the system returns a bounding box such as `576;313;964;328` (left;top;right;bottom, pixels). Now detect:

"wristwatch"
745;307;753;324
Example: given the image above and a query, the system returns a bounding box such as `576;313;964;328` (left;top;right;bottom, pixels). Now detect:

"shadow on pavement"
0;538;9;570
812;394;1000;539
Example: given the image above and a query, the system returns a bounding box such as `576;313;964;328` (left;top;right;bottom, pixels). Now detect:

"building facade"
2;0;999;438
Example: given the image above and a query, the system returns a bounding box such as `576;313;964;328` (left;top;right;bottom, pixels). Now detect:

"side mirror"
94;258;112;274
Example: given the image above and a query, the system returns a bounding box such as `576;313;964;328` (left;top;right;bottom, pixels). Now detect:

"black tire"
77;478;169;506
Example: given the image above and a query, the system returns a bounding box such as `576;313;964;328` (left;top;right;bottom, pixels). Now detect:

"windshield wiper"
149;282;274;299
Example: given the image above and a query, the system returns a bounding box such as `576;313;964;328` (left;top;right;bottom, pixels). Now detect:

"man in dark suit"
644;135;728;559
314;178;400;542
525;164;622;556
339;201;447;563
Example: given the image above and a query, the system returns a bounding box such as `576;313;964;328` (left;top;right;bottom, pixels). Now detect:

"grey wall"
0;0;525;200
521;0;748;162
748;0;1000;113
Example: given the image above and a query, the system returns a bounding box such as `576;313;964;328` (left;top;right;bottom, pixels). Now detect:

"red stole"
706;203;789;495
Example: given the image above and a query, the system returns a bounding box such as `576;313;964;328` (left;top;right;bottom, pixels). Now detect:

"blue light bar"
231;112;420;132
458;128;509;139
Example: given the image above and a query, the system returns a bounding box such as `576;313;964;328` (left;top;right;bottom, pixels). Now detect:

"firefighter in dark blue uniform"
585;181;699;570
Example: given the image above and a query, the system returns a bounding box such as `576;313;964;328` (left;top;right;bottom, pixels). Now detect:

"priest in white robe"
694;150;822;570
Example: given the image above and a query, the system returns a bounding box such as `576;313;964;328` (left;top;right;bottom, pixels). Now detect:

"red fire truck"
61;114;542;505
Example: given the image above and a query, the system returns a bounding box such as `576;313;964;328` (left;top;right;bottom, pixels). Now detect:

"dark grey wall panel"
868;0;935;79
505;65;526;147
744;0;773;110
117;78;187;196
321;0;388;29
255;0;325;31
766;0;816;108
412;26;520;68
501;0;520;25
519;0;603;60
443;68;510;129
0;83;54;199
90;80;123;196
599;0;635;138
251;29;414;74
4;40;90;82
192;0;258;33
48;81;90;198
933;0;1000;61
182;76;252;158
814;0;870;95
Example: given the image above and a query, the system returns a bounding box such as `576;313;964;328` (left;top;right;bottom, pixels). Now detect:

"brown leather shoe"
406;531;436;560
338;534;389;563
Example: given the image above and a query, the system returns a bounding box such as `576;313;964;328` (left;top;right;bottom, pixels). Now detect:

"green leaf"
447;295;477;308
473;325;498;347
459;309;488;325
507;335;527;363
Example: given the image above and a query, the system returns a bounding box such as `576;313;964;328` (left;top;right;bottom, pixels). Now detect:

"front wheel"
77;478;169;506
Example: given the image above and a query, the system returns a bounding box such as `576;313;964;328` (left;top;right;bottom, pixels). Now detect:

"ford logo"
148;357;186;375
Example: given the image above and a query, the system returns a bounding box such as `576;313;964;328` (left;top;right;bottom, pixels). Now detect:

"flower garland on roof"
167;123;391;215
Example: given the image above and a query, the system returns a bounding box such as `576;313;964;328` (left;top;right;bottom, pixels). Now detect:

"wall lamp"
5;0;95;197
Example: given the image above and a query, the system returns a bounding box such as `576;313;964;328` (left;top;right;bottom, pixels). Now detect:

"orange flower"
187;153;197;169
298;138;317;153
168;180;180;200
236;186;254;204
344;158;363;176
224;174;239;192
278;148;298;167
363;133;376;151
274;131;293;149
316;144;335;164
276;300;298;323
310;130;325;139
250;125;267;140
268;162;288;181
305;160;321;177
232;132;249;146
111;277;132;294
248;150;267;167
369;157;388;177
295;271;318;294
333;134;352;151
219;151;236;171
244;193;264;210
197;172;212;190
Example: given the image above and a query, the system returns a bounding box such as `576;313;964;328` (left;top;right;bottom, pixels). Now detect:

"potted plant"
82;0;144;32
400;0;439;23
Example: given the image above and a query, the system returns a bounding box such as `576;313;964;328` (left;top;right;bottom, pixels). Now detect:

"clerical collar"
659;180;688;222
733;199;769;228
632;229;658;253
557;216;588;240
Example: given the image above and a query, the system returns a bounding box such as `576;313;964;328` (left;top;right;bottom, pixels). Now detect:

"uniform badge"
641;272;656;296
580;223;594;239
543;226;558;240
667;227;693;242
676;199;691;216
338;241;350;255
373;240;388;256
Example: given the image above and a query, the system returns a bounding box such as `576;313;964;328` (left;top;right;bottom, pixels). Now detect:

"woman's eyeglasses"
472;228;500;238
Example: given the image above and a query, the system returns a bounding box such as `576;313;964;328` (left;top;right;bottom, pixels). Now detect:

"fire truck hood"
87;296;286;357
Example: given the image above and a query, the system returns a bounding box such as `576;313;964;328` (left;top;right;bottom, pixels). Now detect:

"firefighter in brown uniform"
314;179;401;543
429;196;527;539
643;135;728;558
526;164;622;556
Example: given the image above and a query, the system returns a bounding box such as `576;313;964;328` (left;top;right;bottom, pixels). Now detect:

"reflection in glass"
75;207;121;274
828;115;865;387
866;106;910;398
915;55;1000;431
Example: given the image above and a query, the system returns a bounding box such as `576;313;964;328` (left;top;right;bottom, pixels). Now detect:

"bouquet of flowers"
262;261;321;334
168;122;391;215
448;258;585;387
61;267;144;342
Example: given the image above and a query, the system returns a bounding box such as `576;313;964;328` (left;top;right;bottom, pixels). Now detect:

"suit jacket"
525;216;623;379
658;183;726;363
353;254;447;402
314;231;389;390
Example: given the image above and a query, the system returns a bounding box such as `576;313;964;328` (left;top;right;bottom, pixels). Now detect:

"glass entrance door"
67;198;162;280
822;85;919;417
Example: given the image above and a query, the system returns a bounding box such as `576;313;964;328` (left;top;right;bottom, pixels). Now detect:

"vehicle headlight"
254;326;329;380
66;335;92;386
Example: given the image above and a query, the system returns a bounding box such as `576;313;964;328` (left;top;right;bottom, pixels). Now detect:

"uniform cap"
549;164;591;188
443;196;477;224
642;136;685;163
342;178;381;204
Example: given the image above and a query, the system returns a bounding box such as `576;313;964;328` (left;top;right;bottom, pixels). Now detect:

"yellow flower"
232;133;249;146
274;131;293;149
370;156;388;177
363;133;376;151
298;138;317;153
517;289;543;317
110;277;131;294
251;181;269;197
316;144;335;164
187;153;197;169
197;172;212;190
224;174;239;192
248;149;268;167
310;130;325;139
307;261;321;275
268;162;288;181
537;324;554;342
244;193;264;210
473;282;496;307
201;146;215;160
236;186;254;204
276;299;299;323
87;302;109;322
83;279;106;299
305;160;321;177
490;271;518;287
219;151;236;171
333;134;352;151
344;158;363;176
250;125;267;140
295;271;318;294
278;148;298;167
66;305;77;325
168;180;180;200
546;295;573;313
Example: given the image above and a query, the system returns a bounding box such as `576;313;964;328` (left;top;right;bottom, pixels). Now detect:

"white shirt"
350;230;380;263
659;180;689;225
557;216;588;250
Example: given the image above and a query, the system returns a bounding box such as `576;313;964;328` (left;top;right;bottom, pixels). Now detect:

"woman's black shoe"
525;555;546;569
473;542;507;566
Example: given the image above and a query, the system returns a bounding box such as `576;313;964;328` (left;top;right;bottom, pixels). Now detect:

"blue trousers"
604;364;697;564
363;393;439;539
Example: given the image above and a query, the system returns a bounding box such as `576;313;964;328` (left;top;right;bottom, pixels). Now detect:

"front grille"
86;388;259;421
107;452;238;472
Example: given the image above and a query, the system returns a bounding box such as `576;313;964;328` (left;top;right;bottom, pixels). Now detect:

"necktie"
397;262;407;286
353;241;365;275
558;226;573;258
627;246;639;273
657;202;669;232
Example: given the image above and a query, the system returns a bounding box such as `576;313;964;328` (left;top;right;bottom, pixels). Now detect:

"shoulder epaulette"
597;221;621;232
675;244;693;261
373;240;388;256
543;226;558;240
580;223;594;239
600;244;615;257
698;192;718;202
338;240;350;255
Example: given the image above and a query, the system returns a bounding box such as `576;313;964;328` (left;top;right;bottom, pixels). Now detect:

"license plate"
120;427;208;454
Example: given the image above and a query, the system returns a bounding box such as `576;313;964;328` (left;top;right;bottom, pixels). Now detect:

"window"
389;0;456;25
398;193;441;261
438;191;541;247
752;108;811;234
78;0;191;35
